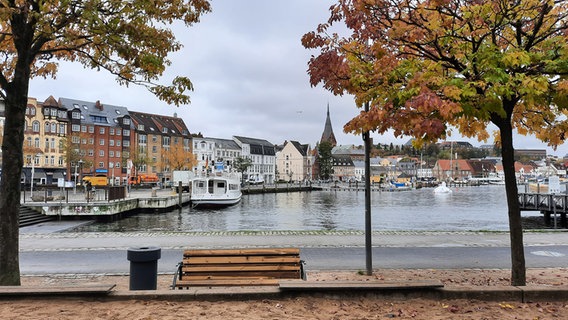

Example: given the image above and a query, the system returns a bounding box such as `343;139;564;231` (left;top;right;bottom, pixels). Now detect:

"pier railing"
518;193;568;213
518;192;568;228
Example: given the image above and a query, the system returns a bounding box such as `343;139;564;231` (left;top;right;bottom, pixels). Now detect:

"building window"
123;130;130;136
110;128;115;135
99;150;104;157
72;112;81;119
99;162;104;168
34;137;40;148
32;121;40;132
99;139;104;146
88;126;94;133
109;140;114;146
99;127;105;134
123;118;131;125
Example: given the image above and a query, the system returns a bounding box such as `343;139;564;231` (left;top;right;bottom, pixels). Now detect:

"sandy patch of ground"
1;268;567;319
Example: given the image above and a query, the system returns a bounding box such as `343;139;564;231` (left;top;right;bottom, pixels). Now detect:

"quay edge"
22;193;191;218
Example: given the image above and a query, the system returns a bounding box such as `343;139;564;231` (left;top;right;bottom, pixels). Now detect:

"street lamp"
30;153;41;198
73;159;83;194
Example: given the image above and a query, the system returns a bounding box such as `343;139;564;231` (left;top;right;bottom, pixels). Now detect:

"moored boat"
433;182;452;194
190;172;242;208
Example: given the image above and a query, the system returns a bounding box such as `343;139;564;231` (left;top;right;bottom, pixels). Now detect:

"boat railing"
194;171;241;180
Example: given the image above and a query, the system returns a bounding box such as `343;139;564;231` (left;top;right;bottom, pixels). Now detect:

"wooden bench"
172;248;306;288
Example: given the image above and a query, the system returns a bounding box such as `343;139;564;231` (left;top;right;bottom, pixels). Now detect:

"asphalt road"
19;245;568;276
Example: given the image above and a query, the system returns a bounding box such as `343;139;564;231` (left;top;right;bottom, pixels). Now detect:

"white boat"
433;182;452;194
190;172;242;208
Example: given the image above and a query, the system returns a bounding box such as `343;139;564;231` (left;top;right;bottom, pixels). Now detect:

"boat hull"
191;194;242;208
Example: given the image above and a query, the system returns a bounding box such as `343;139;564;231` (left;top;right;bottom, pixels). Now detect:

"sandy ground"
1;268;567;319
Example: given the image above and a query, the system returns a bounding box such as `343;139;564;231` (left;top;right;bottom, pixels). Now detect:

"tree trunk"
0;91;27;285
497;109;526;286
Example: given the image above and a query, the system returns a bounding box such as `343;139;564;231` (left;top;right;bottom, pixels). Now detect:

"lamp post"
30;157;36;198
73;159;83;194
30;153;41;199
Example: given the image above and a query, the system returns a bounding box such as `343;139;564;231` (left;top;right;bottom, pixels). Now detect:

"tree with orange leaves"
303;0;568;286
0;0;210;286
164;142;198;171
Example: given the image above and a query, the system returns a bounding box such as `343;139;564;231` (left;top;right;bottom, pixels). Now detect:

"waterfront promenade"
19;220;568;275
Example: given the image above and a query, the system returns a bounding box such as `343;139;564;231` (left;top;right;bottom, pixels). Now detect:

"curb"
4;285;568;303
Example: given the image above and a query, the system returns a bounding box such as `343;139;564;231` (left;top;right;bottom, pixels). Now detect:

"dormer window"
138;124;144;130
123;118;131;125
162;127;168;134
72;111;81;119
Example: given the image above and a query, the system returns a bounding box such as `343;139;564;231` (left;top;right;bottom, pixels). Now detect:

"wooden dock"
518;193;568;228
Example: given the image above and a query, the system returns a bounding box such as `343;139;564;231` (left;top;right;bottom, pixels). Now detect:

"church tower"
320;103;337;147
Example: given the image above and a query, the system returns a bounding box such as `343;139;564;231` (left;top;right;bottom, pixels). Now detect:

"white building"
234;136;276;184
276;140;313;182
192;137;216;172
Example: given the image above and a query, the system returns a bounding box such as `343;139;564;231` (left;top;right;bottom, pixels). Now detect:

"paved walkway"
19;220;568;252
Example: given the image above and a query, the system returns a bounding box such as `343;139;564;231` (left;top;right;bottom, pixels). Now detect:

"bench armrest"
171;262;183;289
300;260;307;280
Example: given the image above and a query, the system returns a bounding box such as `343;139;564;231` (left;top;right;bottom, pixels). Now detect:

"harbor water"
70;185;539;233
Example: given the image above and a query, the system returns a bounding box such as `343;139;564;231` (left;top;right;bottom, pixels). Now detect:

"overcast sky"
28;0;568;157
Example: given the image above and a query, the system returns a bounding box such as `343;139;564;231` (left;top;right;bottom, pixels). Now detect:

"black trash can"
127;246;161;290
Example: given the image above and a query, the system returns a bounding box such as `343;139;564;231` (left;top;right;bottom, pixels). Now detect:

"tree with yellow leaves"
0;0;211;286
303;0;568;286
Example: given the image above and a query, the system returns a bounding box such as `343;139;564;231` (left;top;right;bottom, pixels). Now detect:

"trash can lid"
127;246;161;262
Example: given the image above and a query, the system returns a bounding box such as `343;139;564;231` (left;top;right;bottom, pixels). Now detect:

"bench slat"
176;279;280;287
183;248;300;257
183;256;300;264
182;264;300;272
183;271;300;279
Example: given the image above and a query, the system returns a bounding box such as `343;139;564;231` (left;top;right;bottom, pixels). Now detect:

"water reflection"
70;185;514;233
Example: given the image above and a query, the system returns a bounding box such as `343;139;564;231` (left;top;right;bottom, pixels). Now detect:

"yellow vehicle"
82;176;108;187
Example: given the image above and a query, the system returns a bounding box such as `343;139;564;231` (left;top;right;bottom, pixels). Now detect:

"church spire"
320;103;337;147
